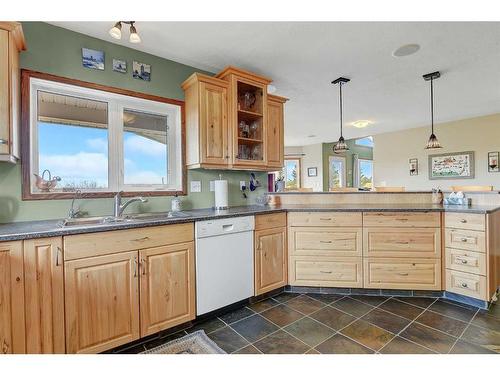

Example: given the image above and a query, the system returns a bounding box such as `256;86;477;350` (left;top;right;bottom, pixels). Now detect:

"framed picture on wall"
488;151;499;172
409;158;418;176
307;167;318;177
428;151;475;180
82;48;104;70
132;61;151;81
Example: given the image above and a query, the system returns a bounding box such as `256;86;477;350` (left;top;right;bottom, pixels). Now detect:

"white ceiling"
50;22;500;146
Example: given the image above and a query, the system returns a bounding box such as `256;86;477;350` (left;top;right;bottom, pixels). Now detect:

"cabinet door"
139;242;195;337
0;241;24;354
0;29;9;154
65;251;140;354
24;237;65;353
266;98;284;168
255;227;287;295
199;81;228;166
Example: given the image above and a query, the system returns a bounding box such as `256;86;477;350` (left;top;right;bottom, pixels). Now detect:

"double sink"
59;211;192;229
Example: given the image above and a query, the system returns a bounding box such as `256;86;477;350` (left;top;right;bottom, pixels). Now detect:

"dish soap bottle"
171;194;181;212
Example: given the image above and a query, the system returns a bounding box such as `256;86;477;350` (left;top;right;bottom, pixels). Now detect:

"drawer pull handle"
460;259;468;264
461;282;468;288
55;246;62;266
396;218;409;221
460;219;467;223
320;271;332;274
0;139;7;145
132;236;150;242
141;258;147;275
320;240;332;243
133;258;138;277
398;272;409;276
319;218;332;221
461;238;468;242
396;241;409;245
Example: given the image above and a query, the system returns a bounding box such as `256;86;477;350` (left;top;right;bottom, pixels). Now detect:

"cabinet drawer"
363;258;441;290
289;256;362;288
446;269;487;300
363;212;440;227
64;223;194;260
445;228;485;253
445;213;485;231
288;212;362;227
445;248;486;276
255;212;286;230
363;227;441;258
289;227;362;257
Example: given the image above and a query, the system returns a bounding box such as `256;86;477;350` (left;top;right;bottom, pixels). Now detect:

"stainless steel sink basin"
58;211;191;228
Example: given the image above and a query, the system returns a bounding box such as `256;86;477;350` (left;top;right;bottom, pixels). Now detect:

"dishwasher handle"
222;224;234;232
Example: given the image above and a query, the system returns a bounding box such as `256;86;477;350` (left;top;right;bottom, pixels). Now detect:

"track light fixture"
109;21;141;44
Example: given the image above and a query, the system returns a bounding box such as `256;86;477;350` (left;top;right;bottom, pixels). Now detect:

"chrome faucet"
68;189;82;218
113;191;148;218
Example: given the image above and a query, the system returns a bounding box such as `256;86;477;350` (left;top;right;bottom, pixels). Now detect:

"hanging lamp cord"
339;82;344;137
430;77;434;134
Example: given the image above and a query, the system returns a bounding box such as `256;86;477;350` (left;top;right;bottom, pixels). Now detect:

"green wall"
322;139;373;190
0;22;267;223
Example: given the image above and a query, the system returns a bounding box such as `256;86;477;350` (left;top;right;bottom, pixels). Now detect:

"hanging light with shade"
332;77;350;153
423;71;442;149
109;21;141;44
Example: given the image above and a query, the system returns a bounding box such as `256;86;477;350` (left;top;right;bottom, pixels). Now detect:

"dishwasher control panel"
195;215;255;238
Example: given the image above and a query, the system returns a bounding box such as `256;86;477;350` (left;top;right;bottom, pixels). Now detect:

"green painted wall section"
0;22;267;223
322;139;373;190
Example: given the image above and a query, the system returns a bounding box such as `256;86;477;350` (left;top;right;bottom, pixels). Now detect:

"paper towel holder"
214;174;229;211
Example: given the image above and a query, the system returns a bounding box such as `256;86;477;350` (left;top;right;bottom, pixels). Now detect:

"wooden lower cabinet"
0;241;25;354
23;237;65;353
255;227;287;295
289;256;363;288
363;258;441;290
445;269;487;300
64;251;140;354
139;242;195;337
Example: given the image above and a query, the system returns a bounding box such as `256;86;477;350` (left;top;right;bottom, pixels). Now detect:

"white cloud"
86;137;108;153
124;135;166;157
124;171;165;185
39;152;108;187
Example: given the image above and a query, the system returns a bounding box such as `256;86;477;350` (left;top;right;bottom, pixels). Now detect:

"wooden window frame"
20;69;187;200
284;157;301;190
328;155;347;189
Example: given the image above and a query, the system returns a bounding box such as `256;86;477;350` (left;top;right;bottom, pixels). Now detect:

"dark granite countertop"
0;203;498;242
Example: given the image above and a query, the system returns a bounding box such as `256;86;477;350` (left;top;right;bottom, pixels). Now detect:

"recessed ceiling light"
351;120;372;128
392;44;420;57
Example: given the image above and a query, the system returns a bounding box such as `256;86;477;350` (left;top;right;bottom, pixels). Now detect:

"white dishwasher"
195;215;255;315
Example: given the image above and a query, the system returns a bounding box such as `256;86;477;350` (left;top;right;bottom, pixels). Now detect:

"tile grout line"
446;308;480;354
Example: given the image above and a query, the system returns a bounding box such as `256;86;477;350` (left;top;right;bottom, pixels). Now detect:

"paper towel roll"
214;180;229;209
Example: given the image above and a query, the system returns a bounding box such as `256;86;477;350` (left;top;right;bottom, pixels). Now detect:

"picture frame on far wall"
428;151;475;180
488;151;499;172
409;158;418;176
82;48;104;71
307;167;318;177
132;61;151;81
112;59;127;73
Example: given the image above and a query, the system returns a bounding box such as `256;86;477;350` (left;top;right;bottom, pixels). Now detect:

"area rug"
141;330;226;354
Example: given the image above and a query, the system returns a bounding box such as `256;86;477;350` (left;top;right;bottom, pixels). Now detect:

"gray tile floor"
115;292;500;354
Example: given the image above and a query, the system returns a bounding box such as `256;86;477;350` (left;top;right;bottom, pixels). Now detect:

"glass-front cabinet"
182;66;287;171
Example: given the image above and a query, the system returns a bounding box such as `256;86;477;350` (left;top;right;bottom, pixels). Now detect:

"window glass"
358;159;373;189
37;91;108;190
123;109;168;185
329;156;345;188
284;159;300;190
355;136;374;147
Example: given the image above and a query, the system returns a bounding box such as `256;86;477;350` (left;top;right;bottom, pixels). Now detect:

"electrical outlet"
240;181;246;190
190;180;202;193
209;180;215;192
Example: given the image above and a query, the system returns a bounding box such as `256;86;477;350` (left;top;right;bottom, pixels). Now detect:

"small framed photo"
488;151;499;172
409;158;418;176
112;59;127;73
82;48;104;70
307;167;318;177
132;61;151;81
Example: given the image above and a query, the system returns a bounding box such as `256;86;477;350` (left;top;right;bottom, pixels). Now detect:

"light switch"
190;180;202;193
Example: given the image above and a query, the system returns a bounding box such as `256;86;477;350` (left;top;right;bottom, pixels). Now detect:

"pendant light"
332;77;350;153
109;21;141;44
423;71;442;149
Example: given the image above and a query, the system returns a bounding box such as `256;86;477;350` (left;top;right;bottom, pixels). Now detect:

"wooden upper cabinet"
0;241;25;354
266;94;287;169
182;73;229;168
64;251;140;354
182;66;286;171
23;237;65;353
255;227;287;295
0;22;25;163
139;242;195;337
